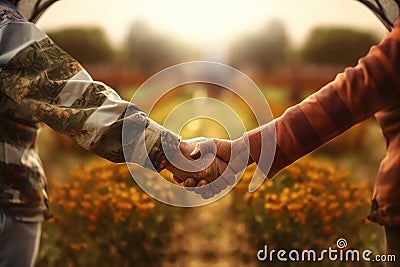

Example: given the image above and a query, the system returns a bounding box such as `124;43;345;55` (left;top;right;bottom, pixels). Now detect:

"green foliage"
123;21;191;74
300;27;379;66
47;27;115;65
230;19;289;72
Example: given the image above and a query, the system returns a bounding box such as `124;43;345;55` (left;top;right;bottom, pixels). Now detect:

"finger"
212;177;228;191
190;145;202;159
189;139;216;159
193;179;209;194
183;178;197;191
197;179;209;186
184;177;197;187
173;175;183;184
184;137;208;161
209;182;222;195
201;190;214;199
185;137;207;143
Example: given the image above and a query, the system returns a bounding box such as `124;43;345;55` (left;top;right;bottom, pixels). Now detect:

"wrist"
237;134;255;166
164;141;186;172
146;126;181;172
244;123;276;176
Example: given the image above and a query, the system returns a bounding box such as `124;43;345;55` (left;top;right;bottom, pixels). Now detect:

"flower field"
35;85;387;266
232;158;385;266
37;160;182;267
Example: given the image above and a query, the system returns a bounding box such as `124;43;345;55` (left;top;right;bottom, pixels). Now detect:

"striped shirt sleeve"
248;20;400;178
0;21;180;171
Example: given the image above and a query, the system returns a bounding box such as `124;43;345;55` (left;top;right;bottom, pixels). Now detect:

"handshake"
163;135;257;199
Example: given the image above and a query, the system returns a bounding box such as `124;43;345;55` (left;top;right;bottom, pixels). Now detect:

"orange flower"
69;243;87;252
87;224;97;234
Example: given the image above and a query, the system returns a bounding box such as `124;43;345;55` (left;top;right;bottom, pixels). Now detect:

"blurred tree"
47;27;114;65
123;21;190;74
229;19;289;72
301;27;379;66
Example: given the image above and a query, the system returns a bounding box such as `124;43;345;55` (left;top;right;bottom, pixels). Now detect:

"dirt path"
163;195;258;267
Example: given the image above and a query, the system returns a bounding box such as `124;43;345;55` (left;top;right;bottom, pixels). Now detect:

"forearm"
0;21;180;171
248;21;400;178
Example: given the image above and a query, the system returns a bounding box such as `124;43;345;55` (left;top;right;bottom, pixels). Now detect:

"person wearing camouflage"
0;1;234;266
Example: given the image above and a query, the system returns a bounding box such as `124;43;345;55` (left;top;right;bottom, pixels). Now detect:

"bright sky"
37;0;388;49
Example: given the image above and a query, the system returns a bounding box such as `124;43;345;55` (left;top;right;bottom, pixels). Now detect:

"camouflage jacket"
0;1;180;222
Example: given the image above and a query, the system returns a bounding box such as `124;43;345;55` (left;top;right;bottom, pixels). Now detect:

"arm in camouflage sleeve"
0;21;179;172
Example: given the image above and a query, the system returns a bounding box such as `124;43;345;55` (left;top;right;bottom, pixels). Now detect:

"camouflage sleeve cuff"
143;119;181;172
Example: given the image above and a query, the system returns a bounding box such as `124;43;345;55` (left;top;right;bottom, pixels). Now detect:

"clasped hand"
165;137;250;199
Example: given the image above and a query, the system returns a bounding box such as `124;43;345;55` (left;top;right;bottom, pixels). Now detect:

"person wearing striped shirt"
192;0;400;263
0;1;234;266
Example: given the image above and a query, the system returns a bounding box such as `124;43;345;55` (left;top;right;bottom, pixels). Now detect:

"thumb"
189;139;216;159
190;145;201;159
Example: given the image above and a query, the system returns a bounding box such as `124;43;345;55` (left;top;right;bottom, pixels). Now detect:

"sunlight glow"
140;0;278;46
37;0;387;48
